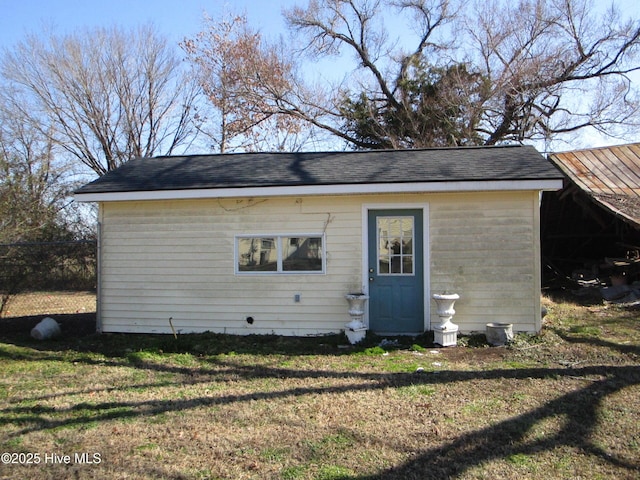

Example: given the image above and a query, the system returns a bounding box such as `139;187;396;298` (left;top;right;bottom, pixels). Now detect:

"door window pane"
377;217;414;275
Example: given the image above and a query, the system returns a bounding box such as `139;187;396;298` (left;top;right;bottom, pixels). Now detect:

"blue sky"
0;0;299;49
1;0;638;149
3;0;639;53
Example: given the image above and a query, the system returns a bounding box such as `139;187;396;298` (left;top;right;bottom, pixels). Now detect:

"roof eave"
74;179;564;203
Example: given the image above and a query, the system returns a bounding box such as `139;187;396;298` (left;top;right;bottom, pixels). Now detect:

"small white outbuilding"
74;146;563;336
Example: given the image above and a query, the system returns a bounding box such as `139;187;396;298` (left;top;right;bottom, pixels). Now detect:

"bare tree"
0;109;70;243
188;0;640;149
0;94;97;315
1;25;200;176
469;0;640;145
182;13;311;152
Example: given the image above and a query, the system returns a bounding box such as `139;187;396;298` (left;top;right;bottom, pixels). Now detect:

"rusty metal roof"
549;143;640;228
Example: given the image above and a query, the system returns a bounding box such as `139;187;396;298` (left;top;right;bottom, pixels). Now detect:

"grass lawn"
0;295;638;479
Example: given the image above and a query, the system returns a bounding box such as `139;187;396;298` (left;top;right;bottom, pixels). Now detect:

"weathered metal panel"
549;143;640;227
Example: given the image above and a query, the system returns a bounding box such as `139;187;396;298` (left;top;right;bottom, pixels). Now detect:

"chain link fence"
0;240;96;318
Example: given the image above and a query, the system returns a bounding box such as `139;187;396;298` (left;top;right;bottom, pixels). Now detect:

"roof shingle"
75;145;563;195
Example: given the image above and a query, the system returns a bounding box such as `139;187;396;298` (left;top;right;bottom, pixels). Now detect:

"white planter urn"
432;293;459;347
344;293;369;344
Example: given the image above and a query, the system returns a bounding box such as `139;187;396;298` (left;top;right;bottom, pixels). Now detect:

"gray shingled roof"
75;145;563;194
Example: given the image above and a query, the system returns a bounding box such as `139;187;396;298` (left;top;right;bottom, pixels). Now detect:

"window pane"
403;256;413;274
379;258;390;273
282;237;323;271
402;238;413;254
378;218;391;273
238;237;277;271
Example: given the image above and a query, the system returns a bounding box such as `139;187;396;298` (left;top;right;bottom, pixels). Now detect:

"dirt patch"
438;344;507;362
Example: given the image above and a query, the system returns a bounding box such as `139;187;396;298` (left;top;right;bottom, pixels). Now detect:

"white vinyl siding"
98;197;362;335
429;191;541;332
97;191;542;335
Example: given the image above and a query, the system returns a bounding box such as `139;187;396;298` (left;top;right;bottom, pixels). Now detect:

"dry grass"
0;294;638;479
1;291;96;318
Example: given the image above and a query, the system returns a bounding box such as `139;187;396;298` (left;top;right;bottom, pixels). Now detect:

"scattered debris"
600;283;640;305
547;258;640;305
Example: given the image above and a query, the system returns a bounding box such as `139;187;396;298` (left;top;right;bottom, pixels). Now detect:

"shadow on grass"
550;326;640;358
0;312;97;336
2;357;639;477
1;314;639;478
363;364;640;479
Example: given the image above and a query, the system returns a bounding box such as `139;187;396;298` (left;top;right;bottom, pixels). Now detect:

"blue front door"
367;209;424;335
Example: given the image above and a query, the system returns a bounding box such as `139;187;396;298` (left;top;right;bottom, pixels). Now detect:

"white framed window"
235;234;325;274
